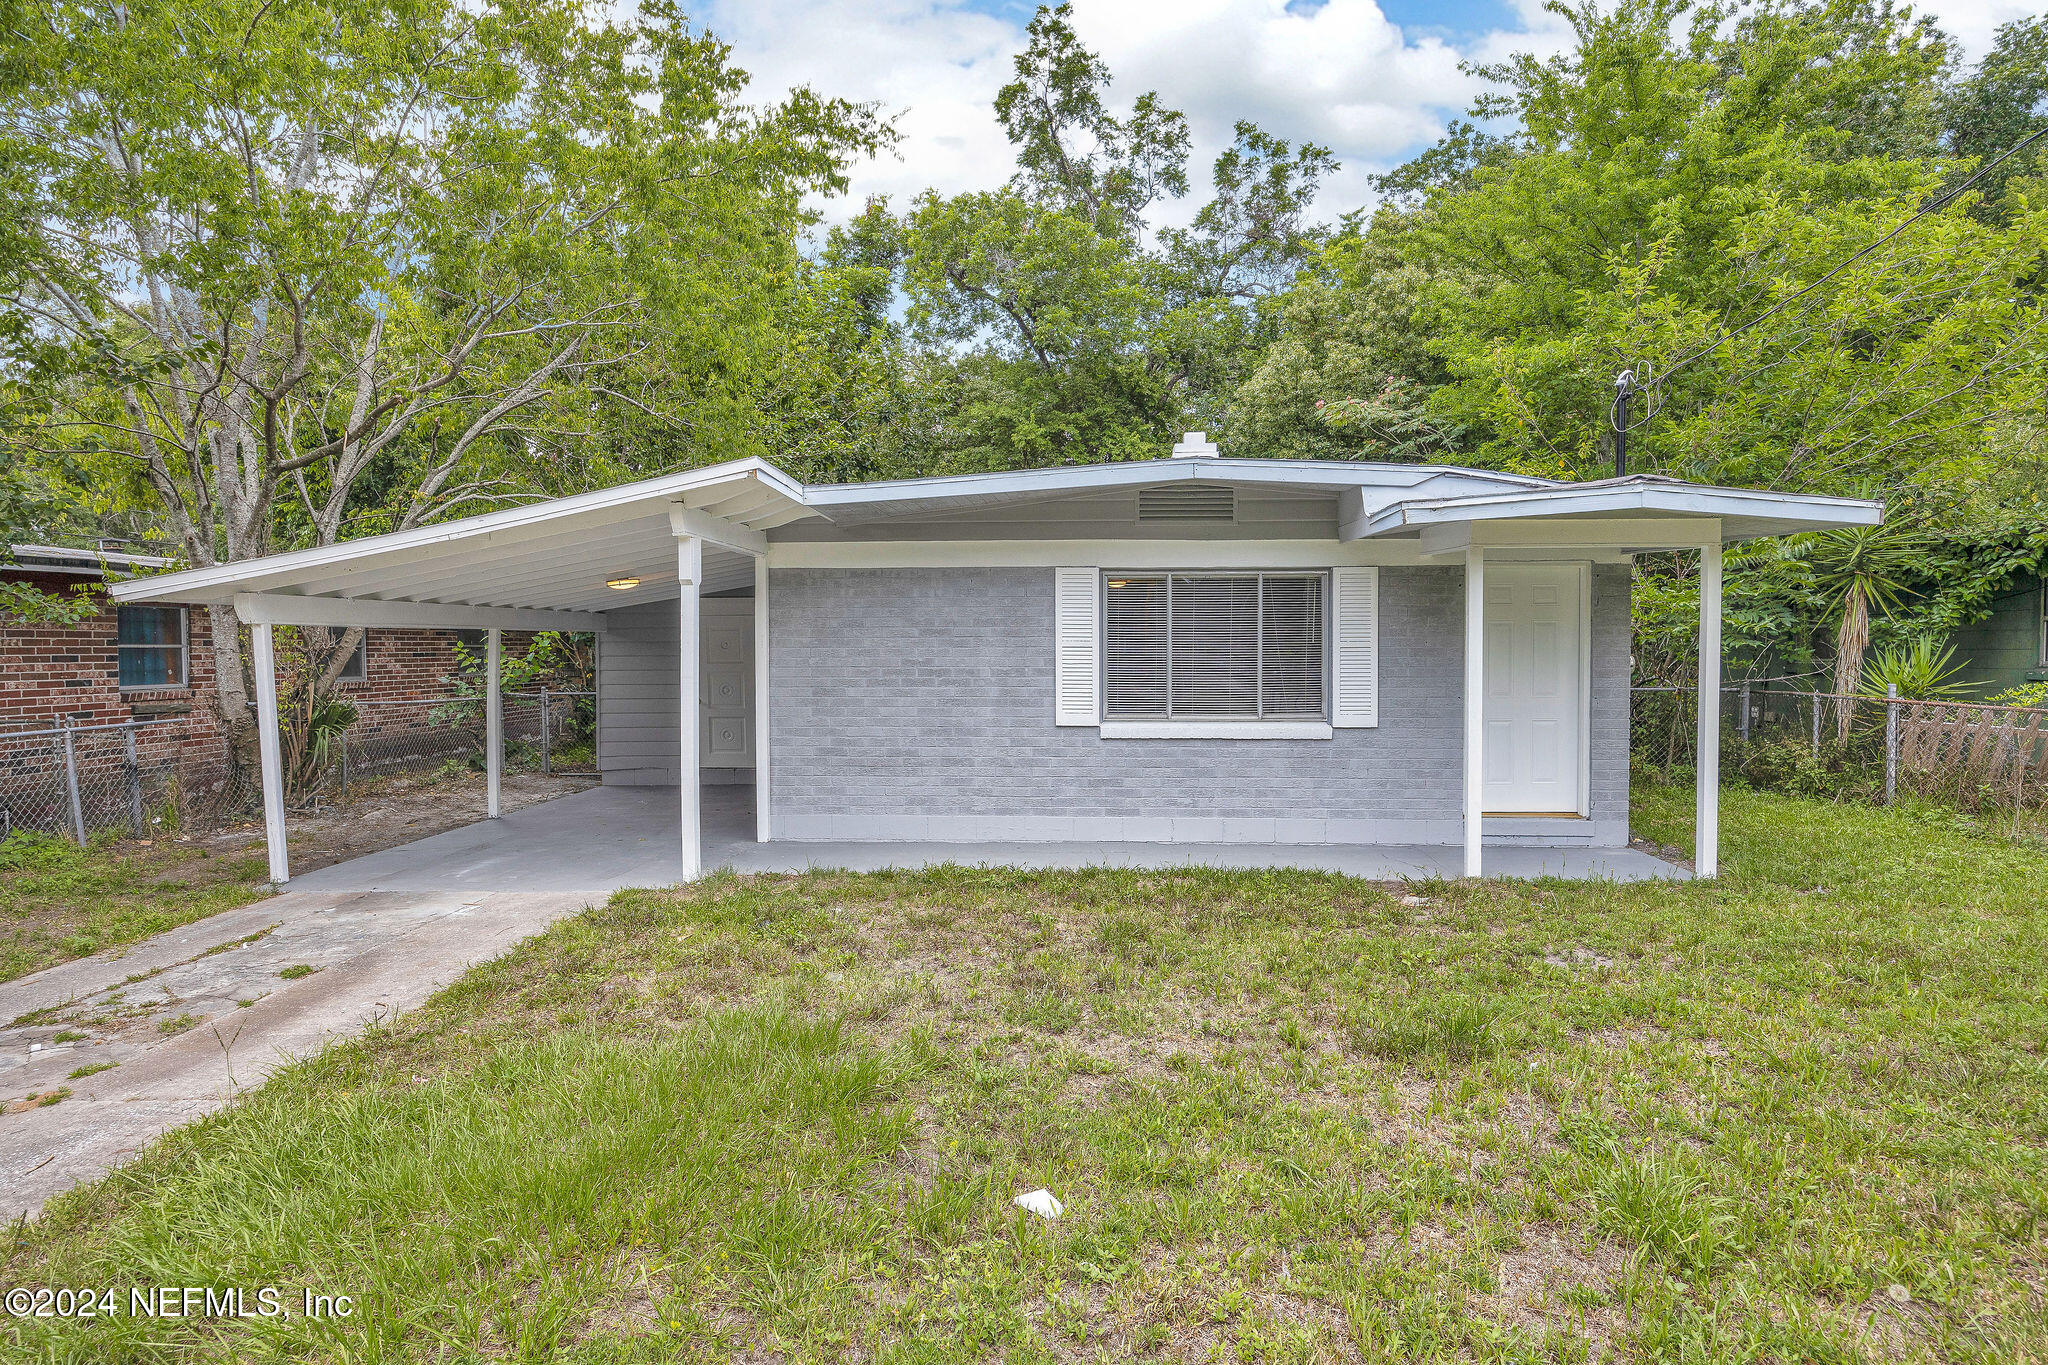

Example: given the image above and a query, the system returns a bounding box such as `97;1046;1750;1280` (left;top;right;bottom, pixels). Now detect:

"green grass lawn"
6;786;2047;1362
0;833;269;984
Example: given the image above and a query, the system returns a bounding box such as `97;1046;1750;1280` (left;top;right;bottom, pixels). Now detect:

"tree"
1941;14;2048;213
1354;0;2044;489
3;0;879;767
1228;219;1455;461
893;3;1334;469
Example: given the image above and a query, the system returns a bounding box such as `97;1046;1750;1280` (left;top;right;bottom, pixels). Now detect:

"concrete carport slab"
285;784;1685;893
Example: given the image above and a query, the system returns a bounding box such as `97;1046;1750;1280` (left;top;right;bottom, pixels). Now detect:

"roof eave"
110;457;812;605
1359;485;1884;540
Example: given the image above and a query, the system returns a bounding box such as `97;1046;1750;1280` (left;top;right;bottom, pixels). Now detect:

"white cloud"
700;0;2037;234
1922;0;2040;61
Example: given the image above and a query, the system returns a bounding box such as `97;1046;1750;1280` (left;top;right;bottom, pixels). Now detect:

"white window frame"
116;604;188;690
1097;569;1334;739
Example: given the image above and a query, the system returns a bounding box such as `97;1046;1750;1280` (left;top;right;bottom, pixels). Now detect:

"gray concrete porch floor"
287;784;1685;893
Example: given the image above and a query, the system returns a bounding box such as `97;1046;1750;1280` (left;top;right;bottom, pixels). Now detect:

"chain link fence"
0;717;232;842
330;689;596;796
1632;681;2048;811
0;689;598;844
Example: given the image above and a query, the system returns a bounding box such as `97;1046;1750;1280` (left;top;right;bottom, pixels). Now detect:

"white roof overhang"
805;456;1556;524
109;458;812;628
1353;480;1883;547
107;458;1883;628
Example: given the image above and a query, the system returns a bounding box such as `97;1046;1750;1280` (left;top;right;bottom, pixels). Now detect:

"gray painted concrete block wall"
767;564;1632;845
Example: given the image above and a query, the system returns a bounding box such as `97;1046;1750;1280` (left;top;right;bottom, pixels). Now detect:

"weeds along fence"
0;689;597;845
330;690;596;795
0;717;221;843
1632;682;2048;810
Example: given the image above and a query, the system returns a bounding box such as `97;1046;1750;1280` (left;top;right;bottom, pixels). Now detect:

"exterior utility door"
1482;564;1586;815
700;598;755;769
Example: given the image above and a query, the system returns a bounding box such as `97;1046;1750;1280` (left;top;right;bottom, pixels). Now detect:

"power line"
1613;121;2048;430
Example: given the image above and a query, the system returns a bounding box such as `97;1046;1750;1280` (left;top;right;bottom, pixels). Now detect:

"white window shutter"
1054;567;1100;726
1331;567;1379;728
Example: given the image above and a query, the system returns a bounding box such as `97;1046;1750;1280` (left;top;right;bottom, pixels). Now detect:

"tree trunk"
1833;584;1870;746
207;603;262;806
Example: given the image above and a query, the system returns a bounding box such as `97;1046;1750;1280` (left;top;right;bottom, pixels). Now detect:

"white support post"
250;622;290;885
678;536;702;882
485;627;502;819
754;553;771;843
1463;546;1486;878
1696;542;1723;878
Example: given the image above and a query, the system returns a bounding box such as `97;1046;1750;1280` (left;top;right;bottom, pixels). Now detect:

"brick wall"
0;571;522;747
766;564;1634;845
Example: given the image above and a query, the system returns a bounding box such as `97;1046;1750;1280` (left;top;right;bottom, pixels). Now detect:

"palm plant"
1774;521;1927;742
1857;637;1972;702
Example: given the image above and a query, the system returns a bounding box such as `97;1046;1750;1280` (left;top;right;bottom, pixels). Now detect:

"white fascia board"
1356;484;1881;540
113;457;809;605
233;593;608;633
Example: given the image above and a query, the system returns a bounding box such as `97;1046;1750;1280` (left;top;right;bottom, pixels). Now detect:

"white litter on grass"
1013;1189;1063;1220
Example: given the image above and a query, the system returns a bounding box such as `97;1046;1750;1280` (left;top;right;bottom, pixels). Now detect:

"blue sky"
699;0;2035;232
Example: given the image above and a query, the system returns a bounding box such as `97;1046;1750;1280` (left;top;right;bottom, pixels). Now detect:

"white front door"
1483;564;1585;815
701;599;754;768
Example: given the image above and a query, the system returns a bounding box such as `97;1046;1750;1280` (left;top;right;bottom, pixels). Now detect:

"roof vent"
1170;430;1219;458
1138;483;1236;522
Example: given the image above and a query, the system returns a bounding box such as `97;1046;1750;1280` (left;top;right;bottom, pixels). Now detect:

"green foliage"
1940;14;2048;213
1989;682;2048;708
1858;636;1973;699
2;0;885;558
877;5;1333;469
0;830;84;873
0;576;96;627
1384;0;2042;488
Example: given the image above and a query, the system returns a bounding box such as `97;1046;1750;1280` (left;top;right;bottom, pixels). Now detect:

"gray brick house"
111;435;1880;887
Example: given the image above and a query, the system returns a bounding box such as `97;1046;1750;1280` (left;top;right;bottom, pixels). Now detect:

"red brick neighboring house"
3;544;508;833
4;544;489;729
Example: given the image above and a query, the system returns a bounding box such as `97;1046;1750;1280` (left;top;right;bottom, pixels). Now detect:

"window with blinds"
1102;572;1327;720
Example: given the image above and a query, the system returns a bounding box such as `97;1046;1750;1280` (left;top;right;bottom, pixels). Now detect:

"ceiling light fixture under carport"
605;575;640;591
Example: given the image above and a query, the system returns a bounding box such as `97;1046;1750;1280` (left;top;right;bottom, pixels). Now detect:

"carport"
112;459;805;887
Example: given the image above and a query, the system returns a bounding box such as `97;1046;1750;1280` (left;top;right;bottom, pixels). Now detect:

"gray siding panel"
768;565;1633;845
598;598;681;786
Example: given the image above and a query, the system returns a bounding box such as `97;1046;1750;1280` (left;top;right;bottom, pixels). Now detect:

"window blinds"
1102;572;1327;720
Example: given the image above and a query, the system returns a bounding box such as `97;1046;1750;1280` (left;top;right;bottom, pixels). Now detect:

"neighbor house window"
1102;572;1327;720
335;631;367;682
117;605;187;688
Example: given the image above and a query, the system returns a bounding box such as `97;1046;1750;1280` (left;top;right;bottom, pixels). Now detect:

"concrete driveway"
0;887;594;1219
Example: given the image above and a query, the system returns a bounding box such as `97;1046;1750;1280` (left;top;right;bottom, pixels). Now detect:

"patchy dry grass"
0;770;592;985
5;785;2047;1361
0;832;268;983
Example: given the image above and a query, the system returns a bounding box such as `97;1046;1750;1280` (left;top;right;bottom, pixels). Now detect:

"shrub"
1989;682;2048;709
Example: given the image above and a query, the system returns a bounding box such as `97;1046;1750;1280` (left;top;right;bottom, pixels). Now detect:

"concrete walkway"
290;784;1685;893
0;887;592;1219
